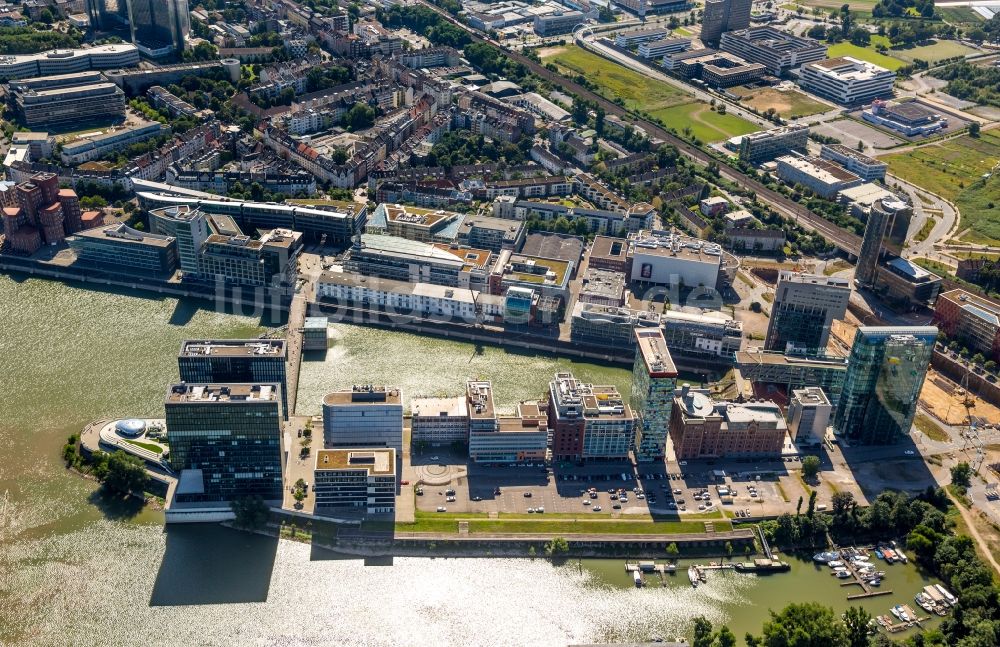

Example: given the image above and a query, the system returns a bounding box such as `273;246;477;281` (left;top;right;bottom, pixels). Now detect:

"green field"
733;86;832;119
936;7;984;26
826;42;905;71
542;45;757;143
543;45;691;113
882;132;1000;244
649;103;759;143
891;39;978;63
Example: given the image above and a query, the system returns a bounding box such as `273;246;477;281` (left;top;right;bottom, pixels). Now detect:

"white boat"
827;560;845;568
633;570;643;587
813;551;839;563
834;570;851;579
915;593;936;613
935;584;957;606
688;566;699;587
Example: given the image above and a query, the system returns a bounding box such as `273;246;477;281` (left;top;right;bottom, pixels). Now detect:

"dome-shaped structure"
116;419;146;438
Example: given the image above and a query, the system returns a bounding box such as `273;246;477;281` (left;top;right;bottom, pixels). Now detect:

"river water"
0;276;941;645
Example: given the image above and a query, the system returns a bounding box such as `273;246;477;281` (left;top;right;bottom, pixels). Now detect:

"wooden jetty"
839;555;893;600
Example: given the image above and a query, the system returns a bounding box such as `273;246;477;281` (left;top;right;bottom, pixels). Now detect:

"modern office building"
0;44;139;79
59;122;167;164
301;317;329;351
799;57;895;106
457;214;526;252
570;303;662;350
638;37;691;59
322;385;403;452
874;257;942;308
343;234;492;291
489;249;575;302
313;448;396;516
2;172;83;251
165;382;283;503
86;0;131;30
719;27;825;74
533;11;585;36
862;99;947;136
548;372;636;462
701;0;752;45
675;50;767;88
11;73;126;129
934;289;1000;362
787;387;832;445
578;268;627;307
669;384;787;459
765;271;850;354
819;144;888;182
631;328;678;462
466;381;548;464
738;125;810;165
367;203;465;243
197;228;301;289
856;197;911;287
178;339;287;419
661;309;744;360
614;28;671;47
316;273;495;324
834;326;937;444
127;0;190;59
775;155;864;199
611;0;688;18
149;205;210;276
734;349;849;405
411;397;469;446
628;230;724;289
69;223;178;275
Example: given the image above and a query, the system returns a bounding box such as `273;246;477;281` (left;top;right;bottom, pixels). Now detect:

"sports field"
733;86;832;119
542;45;758;142
882;132;1000;244
891;39;978;63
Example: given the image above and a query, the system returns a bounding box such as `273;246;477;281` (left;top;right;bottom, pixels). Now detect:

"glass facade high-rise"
149;205;209;276
86;0;130;30
165;383;283;503
126;0;190;57
765;272;850;355
631;328;678;462
834;326;936;444
178;340;288;419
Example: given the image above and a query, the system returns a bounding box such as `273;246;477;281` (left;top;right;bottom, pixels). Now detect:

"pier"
839;554;893;600
625;561;678;585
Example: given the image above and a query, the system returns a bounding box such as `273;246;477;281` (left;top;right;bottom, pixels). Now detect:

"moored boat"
813;551;839;563
688;566;699;587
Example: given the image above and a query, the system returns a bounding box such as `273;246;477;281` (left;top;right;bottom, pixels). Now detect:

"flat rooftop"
430;243;493;271
467;380;496;420
591;235;630;261
411;396;468;418
777;155;862;184
315;448;396;475
323;385;402;406
635;328;678;377
778;270;850;288
628;231;725;265
735;348;848;366
166;382;279;403
504;254;572;286
384;203;460;228
180;339;286;358
74;223;174;247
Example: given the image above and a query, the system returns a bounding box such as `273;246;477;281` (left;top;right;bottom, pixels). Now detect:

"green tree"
757;602;849;647
807;490;817;519
692;616;714;647
666;542;680;561
544;536;569;556
969;121;981;138
951;462;972;488
842;606;872;647
714;626;737;647
102;450;149;497
802;455;821;480
231;496;270;530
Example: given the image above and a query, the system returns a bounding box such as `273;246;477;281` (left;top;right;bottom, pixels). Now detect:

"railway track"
416;1;863;255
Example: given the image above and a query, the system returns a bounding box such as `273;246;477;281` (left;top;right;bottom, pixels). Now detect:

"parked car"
436;506;447;512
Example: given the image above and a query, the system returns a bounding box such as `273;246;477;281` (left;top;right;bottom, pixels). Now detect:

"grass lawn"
954;251;1000;261
891;39;978;64
467;518;730;535
733;87;832;119
124;439;163;454
914;216;936;242
542;45;691;113
936;7;984;26
823;259;852;276
826;42;905;71
649;102;759;143
882;132;1000;245
914;413;950;442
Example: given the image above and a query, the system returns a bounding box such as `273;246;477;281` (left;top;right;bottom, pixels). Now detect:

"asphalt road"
414;0;864;256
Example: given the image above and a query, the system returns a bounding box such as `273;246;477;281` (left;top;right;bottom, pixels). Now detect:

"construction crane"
957;366;986;472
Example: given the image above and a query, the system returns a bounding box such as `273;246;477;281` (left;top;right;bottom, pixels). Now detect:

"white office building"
799;57;895;106
787;387;832;445
411;396;469;446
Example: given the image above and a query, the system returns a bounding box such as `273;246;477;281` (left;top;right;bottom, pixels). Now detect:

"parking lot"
410;453;832;519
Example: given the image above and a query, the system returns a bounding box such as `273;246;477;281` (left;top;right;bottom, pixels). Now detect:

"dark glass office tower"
178;340;288;419
126;0;190;57
165;383;283;502
834;326;936;444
